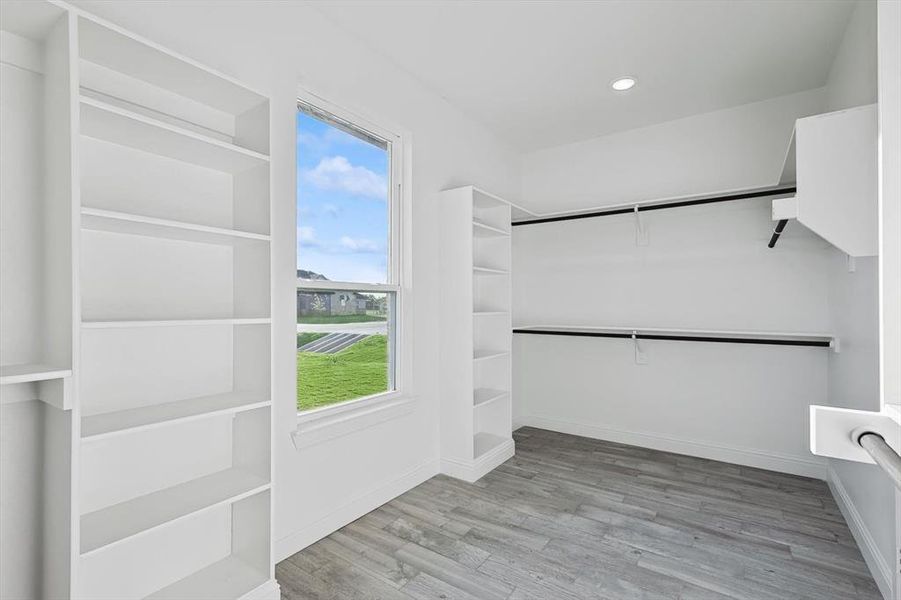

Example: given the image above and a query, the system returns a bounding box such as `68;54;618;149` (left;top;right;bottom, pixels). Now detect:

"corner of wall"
826;462;895;599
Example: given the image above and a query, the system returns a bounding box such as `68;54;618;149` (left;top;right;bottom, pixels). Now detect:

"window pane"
296;290;395;411
296;108;389;285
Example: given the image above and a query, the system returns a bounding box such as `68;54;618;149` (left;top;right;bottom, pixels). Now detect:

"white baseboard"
241;579;280;600
441;438;515;483
826;463;894;600
517;415;826;480
274;458;439;562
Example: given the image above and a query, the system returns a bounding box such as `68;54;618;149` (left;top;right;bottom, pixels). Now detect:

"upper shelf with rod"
511;186;796;228
769;104;877;255
510;105;877;257
513;325;837;351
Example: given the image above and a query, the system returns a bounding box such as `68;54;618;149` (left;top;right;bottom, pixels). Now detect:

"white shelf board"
513;324;835;345
472;187;509;210
82;317;270;329
81;208;270;245
473;349;509;362
144;555;268;600
80;96;269;174
82;391;270;441
80;467;270;556
472;220;509;237
473;388;508;409
473;311;509;317
473;265;509;275
0;363;71;385
474;432;509;460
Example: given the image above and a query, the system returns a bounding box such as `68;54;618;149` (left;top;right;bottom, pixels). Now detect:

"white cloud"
301;156;386;199
297;226;318;247
339;236;381;253
297;127;368;156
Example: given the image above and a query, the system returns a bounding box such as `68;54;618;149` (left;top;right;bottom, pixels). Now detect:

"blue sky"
296;111;388;283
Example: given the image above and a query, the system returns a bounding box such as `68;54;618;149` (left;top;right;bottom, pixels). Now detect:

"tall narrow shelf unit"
439;186;515;482
0;2;277;599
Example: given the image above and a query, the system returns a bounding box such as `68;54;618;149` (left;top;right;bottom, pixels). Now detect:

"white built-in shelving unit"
439;186;515;483
0;2;276;598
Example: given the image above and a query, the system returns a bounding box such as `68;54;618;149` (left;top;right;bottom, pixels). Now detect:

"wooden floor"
277;427;882;600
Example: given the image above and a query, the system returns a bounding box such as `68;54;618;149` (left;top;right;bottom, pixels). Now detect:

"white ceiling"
314;0;856;152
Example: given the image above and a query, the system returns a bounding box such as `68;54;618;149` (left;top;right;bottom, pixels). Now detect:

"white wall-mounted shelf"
473;388;508;409
80;467;269;556
82;391;270;440
0;363;72;385
473;265;508;275
473;349;509;361
82;317;271;329
473;311;509;317
145;555;268;600
80;96;269;174
473;220;509;237
775;104;877;257
81;208;271;245
513;324;836;350
473;432;509;460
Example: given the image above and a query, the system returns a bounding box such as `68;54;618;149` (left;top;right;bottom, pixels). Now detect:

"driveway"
296;321;388;335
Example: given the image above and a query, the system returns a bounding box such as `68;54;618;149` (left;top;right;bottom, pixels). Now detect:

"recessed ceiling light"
611;77;637;92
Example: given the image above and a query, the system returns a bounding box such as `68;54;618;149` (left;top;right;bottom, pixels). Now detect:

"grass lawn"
297;313;386;325
297;334;388;411
296;332;327;348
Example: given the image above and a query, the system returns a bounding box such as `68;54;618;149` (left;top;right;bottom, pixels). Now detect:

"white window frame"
293;88;413;448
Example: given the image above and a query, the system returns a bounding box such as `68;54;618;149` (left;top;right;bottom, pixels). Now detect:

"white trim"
440;439;515;483
239;578;280;600
295;85;414;418
826;463;894;600
292;394;414;450
274;457;438;561
296;280;399;293
517;415;827;480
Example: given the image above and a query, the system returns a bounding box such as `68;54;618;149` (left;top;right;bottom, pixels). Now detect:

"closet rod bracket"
633;206;649;246
632;331;648;364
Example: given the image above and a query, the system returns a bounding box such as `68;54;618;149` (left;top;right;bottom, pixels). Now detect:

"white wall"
877;0;901;412
70;0;520;561
513;89;835;478
823;0;878;112
0;402;44;600
520;87;824;213
877;1;901;595
512;191;833;478
817;3;897;597
0;49;46;600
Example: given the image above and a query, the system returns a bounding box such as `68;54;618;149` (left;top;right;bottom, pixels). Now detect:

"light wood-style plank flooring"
277;427;882;599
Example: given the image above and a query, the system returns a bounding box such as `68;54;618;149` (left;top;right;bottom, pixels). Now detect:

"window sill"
291;392;414;450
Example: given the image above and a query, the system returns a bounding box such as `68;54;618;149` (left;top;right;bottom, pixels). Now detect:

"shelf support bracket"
632;331;648;365
633;206;648;246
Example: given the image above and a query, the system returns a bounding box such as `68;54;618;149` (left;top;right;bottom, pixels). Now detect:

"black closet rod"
511;186;797;227
512;328;831;348
768;219;789;248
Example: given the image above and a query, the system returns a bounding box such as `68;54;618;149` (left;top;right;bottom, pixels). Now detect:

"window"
296;99;403;413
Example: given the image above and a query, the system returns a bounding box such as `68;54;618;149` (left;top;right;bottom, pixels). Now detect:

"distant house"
296;270;385;317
